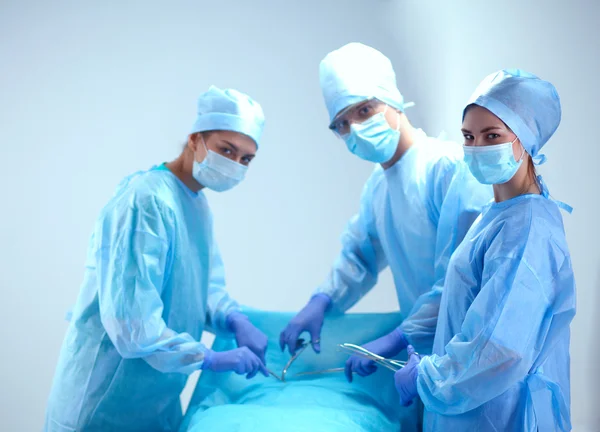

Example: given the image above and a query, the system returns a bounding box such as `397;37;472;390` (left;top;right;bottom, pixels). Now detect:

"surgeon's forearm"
399;285;442;353
143;340;210;375
103;318;210;374
308;293;332;312
314;264;378;313
206;288;242;335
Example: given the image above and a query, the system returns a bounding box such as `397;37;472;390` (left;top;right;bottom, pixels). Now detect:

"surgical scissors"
337;343;407;372
268;340;411;381
280;339;347;380
267;338;310;382
269;339;347;381
297;344;408;376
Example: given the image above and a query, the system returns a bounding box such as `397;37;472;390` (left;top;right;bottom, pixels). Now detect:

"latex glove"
345;328;408;382
279;294;331;355
227;313;268;364
202;347;269;379
394;345;421;406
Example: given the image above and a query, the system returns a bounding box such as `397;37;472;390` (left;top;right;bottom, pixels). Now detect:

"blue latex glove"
345;328;408;382
227;313;268;364
279;294;331;355
202;347;269;379
394;345;421;406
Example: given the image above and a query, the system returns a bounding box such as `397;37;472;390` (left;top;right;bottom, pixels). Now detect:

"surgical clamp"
337;343;407;372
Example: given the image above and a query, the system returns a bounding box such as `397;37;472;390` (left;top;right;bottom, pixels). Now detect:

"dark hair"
527;156;536;180
522;155;540;195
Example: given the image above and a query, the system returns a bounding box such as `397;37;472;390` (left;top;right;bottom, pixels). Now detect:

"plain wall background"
0;1;597;431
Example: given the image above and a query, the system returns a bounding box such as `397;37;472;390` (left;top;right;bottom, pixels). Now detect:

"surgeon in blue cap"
44;86;270;431
393;70;576;431
280;42;493;381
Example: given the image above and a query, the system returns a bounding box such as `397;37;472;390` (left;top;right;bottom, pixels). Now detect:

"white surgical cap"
465;69;561;162
190;86;265;148
319;43;405;122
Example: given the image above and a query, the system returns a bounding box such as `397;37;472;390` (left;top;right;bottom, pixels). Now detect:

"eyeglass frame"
329;98;394;137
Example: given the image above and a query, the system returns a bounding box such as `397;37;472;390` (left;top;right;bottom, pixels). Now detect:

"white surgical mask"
463;137;524;185
343;108;400;163
193;137;247;192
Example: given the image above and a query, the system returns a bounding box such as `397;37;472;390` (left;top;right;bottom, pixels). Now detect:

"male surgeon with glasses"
280;43;493;388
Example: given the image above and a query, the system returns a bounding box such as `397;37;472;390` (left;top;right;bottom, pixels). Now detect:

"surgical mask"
463;138;525;185
193;137;247;192
343;109;400;163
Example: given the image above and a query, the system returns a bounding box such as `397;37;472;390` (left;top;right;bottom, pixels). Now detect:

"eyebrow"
222;140;256;158
330;100;374;129
461;126;504;134
480;126;504;133
354;100;372;109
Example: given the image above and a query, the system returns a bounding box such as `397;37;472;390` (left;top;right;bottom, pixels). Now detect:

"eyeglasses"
329;98;387;137
268;339;411;382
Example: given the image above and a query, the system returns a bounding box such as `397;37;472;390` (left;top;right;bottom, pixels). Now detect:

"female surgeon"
393;69;576;431
44;86;270;432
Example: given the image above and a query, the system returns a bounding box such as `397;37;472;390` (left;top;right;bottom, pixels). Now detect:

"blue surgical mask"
343;110;400;163
193;138;247;192
463;138;524;185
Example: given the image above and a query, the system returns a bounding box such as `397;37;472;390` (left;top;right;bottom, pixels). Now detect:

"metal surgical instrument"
267;338;310;382
337;343;407;372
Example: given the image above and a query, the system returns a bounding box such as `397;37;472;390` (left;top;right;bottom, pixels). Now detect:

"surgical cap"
319;43;405;123
190;86;265;147
464;69;561;161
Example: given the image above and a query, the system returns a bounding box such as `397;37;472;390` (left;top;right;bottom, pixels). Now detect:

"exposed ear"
188;133;201;152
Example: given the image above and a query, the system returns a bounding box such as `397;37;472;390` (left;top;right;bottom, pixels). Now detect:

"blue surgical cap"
190;86;265;148
464;69;561;161
319;43;405;123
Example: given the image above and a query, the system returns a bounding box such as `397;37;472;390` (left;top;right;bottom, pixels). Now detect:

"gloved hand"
279;294;331;355
345;328;408;382
202;347;269;379
227;313;268;364
394;345;421;406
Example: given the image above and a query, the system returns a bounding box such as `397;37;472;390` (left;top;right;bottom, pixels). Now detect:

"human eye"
357;104;374;118
218;145;233;157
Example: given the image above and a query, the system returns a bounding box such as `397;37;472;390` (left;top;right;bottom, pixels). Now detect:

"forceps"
269;338;346;381
267;338;311;382
337;343;407;372
296;343;408;377
268;340;410;381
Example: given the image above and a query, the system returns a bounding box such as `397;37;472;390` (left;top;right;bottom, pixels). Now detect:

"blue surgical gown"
44;166;240;432
315;131;493;353
417;194;576;431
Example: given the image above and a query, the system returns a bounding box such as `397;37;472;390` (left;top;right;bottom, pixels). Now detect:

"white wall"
0;1;400;430
1;1;597;431
378;1;600;430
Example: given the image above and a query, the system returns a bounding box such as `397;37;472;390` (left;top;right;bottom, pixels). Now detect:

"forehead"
462;105;506;129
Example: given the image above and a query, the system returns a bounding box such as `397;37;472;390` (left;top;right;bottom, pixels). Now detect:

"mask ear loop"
195;133;210;163
513;137;526;163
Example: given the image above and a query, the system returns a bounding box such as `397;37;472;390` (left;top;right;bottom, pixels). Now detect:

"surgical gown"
417;194;576;431
315;131;493;353
44;165;240;432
